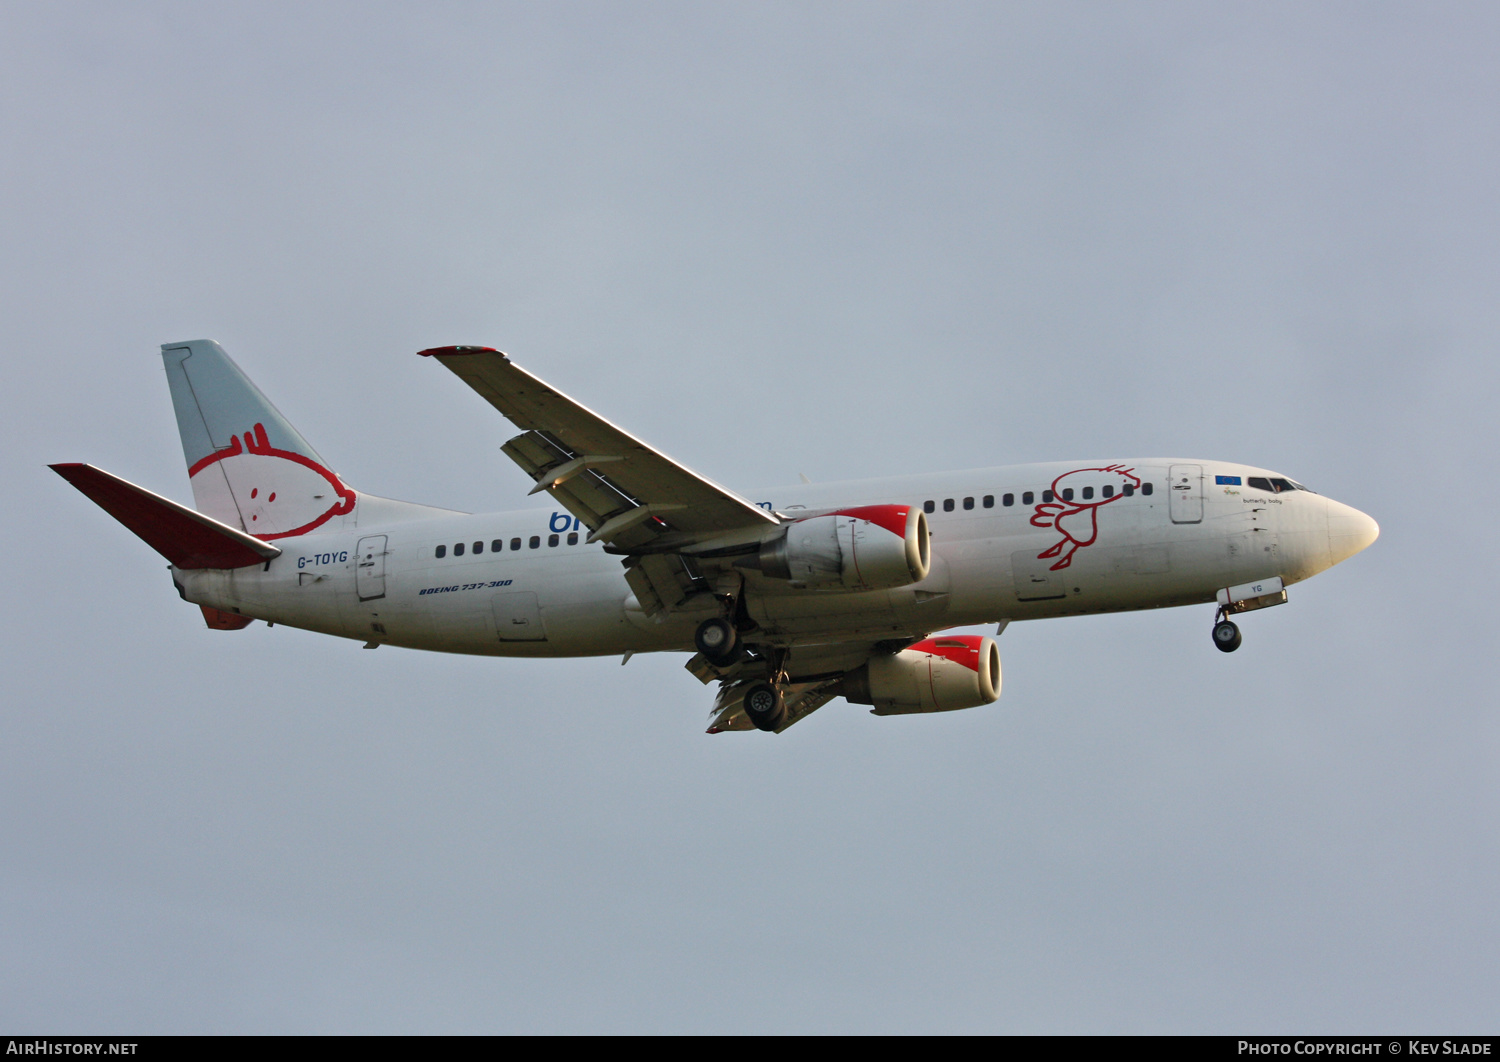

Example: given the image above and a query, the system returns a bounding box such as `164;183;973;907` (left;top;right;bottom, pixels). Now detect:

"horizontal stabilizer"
50;463;282;570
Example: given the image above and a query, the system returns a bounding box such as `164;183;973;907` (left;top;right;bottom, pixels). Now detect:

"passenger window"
529;536;540;549
1061;488;1074;501
1042;490;1054;503
473;541;483;554
454;542;465;556
510;537;521;551
963;497;974;510
1142;482;1153;496
435;544;446;559
923;500;935;514
982;495;994;508
548;534;559;547
943;498;954;512
1003;493;1014;507
1123;484;1134;496
1102;485;1113;498
491;540;503;552
1022;491;1034;505
567;531;579;545
1082;486;1093;500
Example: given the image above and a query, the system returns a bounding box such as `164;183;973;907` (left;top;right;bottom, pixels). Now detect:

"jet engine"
743;504;930;590
843;634;1001;714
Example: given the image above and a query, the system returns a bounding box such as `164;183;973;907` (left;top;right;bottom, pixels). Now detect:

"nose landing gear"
1210;578;1287;653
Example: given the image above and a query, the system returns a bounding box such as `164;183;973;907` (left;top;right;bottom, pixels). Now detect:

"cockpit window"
1249;476;1301;493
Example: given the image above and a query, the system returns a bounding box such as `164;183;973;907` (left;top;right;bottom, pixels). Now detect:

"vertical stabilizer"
161;340;357;538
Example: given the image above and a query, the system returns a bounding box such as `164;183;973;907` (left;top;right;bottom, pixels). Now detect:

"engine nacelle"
751;504;930;590
844;635;1001;714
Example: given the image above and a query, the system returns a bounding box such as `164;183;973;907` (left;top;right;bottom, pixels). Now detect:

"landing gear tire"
1212;620;1242;653
742;681;786;732
695;617;740;666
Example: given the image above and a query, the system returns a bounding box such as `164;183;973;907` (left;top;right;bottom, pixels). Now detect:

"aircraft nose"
1327;499;1379;565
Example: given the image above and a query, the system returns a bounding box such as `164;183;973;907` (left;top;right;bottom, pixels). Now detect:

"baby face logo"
1029;464;1141;570
188;423;356;539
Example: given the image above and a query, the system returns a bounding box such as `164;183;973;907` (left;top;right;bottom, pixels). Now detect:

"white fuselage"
171;459;1375;658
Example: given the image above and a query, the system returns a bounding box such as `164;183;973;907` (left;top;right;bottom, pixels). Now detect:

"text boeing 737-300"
51;340;1378;734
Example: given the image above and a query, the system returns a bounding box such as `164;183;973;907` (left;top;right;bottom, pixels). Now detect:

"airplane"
50;340;1379;734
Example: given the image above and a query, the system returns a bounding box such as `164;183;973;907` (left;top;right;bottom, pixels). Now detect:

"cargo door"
493;591;547;641
1011;549;1067;601
355;534;387;601
1169;464;1203;524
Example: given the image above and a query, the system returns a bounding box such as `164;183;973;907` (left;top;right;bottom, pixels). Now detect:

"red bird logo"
1030;465;1142;570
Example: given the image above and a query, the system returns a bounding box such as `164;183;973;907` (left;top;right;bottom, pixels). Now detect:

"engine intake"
747;504;930;590
844;634;1001;714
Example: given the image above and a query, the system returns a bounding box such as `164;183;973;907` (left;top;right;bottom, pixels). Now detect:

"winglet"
50;463;281;569
416;346;506;359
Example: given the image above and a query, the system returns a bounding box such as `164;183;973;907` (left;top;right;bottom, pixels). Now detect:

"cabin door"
1169;464;1204;524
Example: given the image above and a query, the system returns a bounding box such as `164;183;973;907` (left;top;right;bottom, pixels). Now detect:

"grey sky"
1;1;1495;1032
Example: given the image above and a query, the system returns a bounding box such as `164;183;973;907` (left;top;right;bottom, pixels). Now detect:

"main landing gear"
697;579;786;732
741;681;787;731
694;616;739;667
1211;609;1242;653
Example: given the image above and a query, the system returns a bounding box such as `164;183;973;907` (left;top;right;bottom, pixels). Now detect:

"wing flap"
51;463;282;570
501;429;641;540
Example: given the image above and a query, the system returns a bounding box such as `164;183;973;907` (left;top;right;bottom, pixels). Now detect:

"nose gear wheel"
1212;610;1242;653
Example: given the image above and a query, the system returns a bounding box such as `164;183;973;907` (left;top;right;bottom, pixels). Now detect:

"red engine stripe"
831;504;910;540
909;635;983;673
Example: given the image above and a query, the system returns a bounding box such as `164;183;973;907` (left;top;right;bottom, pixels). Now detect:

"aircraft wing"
419;347;778;557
